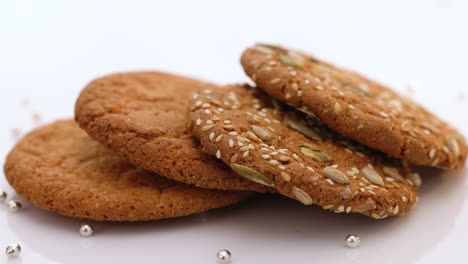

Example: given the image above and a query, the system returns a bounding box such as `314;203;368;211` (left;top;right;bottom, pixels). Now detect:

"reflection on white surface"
2;167;466;264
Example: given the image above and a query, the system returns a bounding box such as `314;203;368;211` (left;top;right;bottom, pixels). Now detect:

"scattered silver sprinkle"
79;224;94;237
0;190;7;201
217;249;232;263
345;234;360;248
8;200;22;212
5;244;21;257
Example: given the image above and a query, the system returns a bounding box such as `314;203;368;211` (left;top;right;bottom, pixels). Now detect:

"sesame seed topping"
408;173;422;187
202;103;211;108
195;118;202;126
228;139;234;148
262;154;270;159
216;150;221;159
230;153;238;163
223;120;231;125
239;146;250;152
401;120;411;131
278;165;286;170
292;154;299;160
280;172;291;182
385;177;395;182
206;120;213;125
402;196;408;202
393;205;400;215
270;151;278;156
243;151;250;157
195;100;202;107
337;205;345;212
269;160;279;165
346;206;352;213
252;45;274;54
229;131;238;136
215;134;223;142
271;78;281;84
379;111;389;118
306;166;315;172
209;132;215;141
371;213;380;219
279;155;290;162
333;102;342;114
236;136;245;142
315;85;324;91
290;71;297;76
201;125;214;131
204;109;211;114
446;136;460;157
326;179;335;185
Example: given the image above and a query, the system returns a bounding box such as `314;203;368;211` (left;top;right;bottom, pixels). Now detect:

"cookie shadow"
6;168;466;264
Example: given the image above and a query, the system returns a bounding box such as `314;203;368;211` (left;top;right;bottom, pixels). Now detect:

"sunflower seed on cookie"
189;84;419;219
241;43;467;169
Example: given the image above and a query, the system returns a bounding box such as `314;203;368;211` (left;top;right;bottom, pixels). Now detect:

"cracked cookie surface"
189;85;419;219
4;120;251;221
241;44;467;169
75;71;270;192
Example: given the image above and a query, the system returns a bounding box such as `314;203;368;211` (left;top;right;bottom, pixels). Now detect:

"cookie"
75;71;270;192
189;85;419;219
4;120;251;221
241;44;467;169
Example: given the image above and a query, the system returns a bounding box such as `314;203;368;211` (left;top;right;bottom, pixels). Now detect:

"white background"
1;1;467;263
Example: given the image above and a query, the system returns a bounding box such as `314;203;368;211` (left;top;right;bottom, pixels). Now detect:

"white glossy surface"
0;1;467;263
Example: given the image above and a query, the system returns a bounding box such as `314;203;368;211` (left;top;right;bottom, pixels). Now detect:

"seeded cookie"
241;44;467;169
3;120;251;221
75;71;269;192
189;85;419;219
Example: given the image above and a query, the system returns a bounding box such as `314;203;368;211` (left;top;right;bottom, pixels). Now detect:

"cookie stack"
4;44;467;221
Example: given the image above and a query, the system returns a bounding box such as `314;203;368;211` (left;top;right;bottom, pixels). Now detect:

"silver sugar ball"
5;244;21;257
80;224;94;237
8;200;22;212
217;249;231;263
345;234;361;248
0;190;7;201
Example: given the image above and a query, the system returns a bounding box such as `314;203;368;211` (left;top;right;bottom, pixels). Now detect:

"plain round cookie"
75;71;270;192
241;44;467;169
189;85;419;219
3;120;251;221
